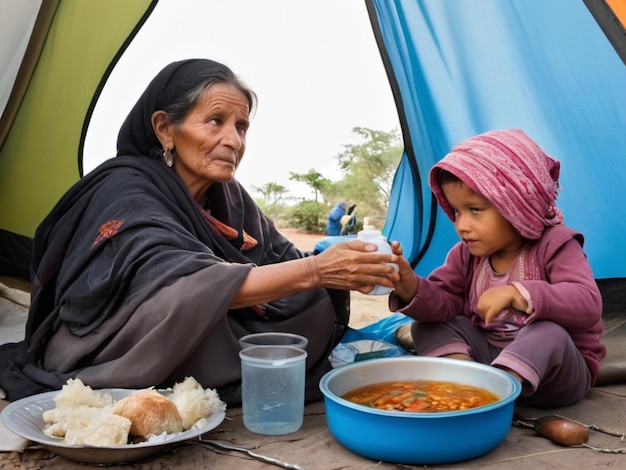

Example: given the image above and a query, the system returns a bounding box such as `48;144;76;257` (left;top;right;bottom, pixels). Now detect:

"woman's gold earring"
163;148;174;167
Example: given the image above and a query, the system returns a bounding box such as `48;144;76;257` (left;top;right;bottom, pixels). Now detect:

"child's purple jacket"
390;225;606;384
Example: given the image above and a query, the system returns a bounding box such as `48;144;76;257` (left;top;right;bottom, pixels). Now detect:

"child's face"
441;181;525;261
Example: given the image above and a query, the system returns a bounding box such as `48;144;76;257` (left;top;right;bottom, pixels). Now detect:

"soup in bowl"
319;356;521;465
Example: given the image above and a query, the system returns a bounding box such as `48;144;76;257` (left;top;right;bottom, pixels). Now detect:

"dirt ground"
278;228;390;329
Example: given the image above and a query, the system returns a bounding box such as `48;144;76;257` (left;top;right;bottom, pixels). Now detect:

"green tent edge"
0;0;158;239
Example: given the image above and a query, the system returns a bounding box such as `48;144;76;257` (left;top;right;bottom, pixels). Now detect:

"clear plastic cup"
239;345;307;435
238;332;308;351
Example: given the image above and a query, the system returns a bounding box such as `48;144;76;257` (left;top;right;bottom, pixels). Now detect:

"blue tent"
369;0;626;280
2;0;624;285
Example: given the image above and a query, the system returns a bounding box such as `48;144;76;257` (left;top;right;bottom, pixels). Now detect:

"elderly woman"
0;59;398;403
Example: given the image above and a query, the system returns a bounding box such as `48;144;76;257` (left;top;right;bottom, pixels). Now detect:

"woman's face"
165;83;250;200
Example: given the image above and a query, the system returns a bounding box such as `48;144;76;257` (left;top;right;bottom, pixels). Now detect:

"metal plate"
1;388;225;464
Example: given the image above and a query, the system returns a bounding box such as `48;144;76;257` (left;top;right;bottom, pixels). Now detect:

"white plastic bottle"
357;225;398;295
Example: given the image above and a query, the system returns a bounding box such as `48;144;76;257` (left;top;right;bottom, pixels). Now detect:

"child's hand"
476;286;529;323
389;241;418;303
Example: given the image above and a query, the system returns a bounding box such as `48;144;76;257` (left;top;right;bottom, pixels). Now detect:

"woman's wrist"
303;255;322;289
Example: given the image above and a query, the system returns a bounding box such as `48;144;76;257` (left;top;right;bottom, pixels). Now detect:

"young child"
390;129;605;407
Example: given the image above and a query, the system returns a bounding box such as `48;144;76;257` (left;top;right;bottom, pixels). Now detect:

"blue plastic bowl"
319;356;522;465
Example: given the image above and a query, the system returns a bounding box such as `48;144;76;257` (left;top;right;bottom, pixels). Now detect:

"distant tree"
335;127;403;218
289;200;327;233
251;181;288;206
289;169;332;202
249;128;403;233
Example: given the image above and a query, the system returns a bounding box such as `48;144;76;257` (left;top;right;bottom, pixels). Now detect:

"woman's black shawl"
0;157;345;401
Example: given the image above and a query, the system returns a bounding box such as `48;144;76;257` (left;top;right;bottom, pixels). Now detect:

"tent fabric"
368;0;626;280
0;0;48;135
584;0;626;64
0;0;157;242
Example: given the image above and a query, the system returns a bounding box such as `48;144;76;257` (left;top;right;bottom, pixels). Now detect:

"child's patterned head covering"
429;129;563;239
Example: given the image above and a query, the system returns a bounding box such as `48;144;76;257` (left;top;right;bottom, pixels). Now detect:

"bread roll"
63;409;131;446
169;376;226;430
43;378;130;446
54;378;113;409
112;389;183;437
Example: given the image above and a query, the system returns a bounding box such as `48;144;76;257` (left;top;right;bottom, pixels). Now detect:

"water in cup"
240;345;307;435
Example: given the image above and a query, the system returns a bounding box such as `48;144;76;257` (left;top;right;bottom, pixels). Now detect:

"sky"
83;0;400;201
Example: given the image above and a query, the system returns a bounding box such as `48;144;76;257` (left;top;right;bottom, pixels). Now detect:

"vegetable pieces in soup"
343;381;499;412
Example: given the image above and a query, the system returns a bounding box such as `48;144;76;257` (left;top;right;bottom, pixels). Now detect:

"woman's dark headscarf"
116;59;256;159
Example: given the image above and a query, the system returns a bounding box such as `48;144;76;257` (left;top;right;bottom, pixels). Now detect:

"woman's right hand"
311;240;400;294
233;239;400;308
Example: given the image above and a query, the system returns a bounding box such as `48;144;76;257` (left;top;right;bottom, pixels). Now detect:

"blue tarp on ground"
370;0;626;279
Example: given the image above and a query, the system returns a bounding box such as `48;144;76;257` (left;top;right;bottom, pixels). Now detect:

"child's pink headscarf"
429;129;563;240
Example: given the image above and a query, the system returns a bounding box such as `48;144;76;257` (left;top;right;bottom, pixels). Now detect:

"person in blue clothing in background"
327;201;347;235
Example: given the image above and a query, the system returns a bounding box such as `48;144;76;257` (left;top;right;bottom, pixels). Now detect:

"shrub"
289;200;326;233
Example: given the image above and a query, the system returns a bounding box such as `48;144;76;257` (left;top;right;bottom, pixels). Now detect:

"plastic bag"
329;312;413;368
